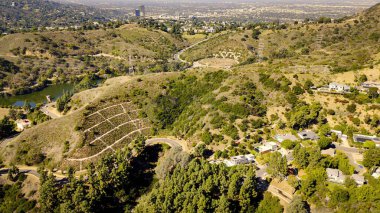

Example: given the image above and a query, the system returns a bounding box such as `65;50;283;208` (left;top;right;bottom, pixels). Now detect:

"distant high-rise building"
135;9;141;17
139;5;146;17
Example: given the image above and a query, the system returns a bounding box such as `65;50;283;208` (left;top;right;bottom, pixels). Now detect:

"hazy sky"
57;0;380;4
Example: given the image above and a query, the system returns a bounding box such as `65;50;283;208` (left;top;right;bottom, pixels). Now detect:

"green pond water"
0;83;74;107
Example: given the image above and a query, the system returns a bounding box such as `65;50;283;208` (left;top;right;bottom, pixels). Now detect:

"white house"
298;130;319;140
351;174;365;185
16;119;32;131
326;168;345;184
329;82;350;92
372;168;380;179
362;82;380;89
257;142;278;154
275;134;298;143
353;134;380;145
223;154;255;167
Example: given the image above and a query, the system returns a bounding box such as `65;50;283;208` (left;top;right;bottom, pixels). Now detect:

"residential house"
16;119;32;131
326;168;345;184
329;82;350;92
223;154;255;167
257;142;278;154
298;130;319;140
353;134;380;146
362;82;380;89
331;130;348;140
275;134;298;143
331;130;342;138
372;168;380;179
351;174;365;185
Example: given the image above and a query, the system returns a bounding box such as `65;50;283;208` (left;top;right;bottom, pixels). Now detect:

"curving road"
0;168;40;179
146;138;183;150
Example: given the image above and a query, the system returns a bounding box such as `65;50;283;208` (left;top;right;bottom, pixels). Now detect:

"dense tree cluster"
0;116;15;139
39;136;152;212
155;71;229;129
286;102;324;129
0;175;36;212
135;159;263;212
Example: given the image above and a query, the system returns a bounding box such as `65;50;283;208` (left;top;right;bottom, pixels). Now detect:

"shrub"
281;139;297;149
318;136;332;149
346;103;356;113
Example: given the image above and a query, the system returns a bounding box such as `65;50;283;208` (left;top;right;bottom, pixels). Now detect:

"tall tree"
256;192;283;213
287;196;308;213
267;152;288;179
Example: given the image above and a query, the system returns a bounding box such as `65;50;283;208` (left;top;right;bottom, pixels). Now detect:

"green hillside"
0;25;186;95
0;0;125;32
0;3;380;213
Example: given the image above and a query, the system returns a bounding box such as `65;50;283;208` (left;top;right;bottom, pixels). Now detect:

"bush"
363;141;376;149
318;136;332;149
281;139;297;149
346;103;356;113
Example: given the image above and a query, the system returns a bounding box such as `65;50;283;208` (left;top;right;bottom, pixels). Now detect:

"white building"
329;82;350;92
257;142;278;154
223;154;255;167
362;82;380;89
326;168;345;184
351;174;365;185
275;134;298;143
16;119;32;131
372;168;380;179
353;134;380;146
298;130;319;140
330;130;348;140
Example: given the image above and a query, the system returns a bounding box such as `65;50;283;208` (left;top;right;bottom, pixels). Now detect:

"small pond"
0;83;74;108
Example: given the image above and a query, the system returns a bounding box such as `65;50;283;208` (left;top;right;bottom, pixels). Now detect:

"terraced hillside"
0;24;186;94
63;101;151;169
181;32;255;63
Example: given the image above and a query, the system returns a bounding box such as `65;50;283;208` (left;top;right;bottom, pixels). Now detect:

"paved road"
333;142;364;173
146;138;183;150
0;168;40;179
333;142;362;154
256;165;268;179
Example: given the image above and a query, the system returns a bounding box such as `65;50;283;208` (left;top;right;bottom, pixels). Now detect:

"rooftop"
298;130;319;140
353;134;380;143
275;134;298;142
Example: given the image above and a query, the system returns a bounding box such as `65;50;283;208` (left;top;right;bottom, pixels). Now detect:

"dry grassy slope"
0;24;185;61
1;64;379;167
182;4;380;71
0;72;180;166
0;24;186;91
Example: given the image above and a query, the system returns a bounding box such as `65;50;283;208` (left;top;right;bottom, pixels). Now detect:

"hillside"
183;4;380;73
0;3;380;213
0;0;125;32
0;24;187;95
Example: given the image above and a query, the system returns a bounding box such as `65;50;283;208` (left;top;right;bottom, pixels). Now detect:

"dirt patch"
21;175;40;200
198;58;238;69
0;108;9;119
